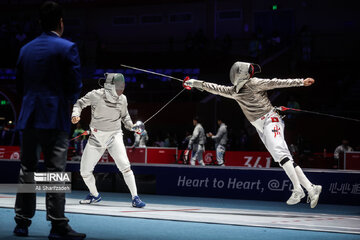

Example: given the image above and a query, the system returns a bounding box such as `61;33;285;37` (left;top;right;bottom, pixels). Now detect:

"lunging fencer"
183;61;322;208
188;117;206;166
71;73;146;208
207;119;228;166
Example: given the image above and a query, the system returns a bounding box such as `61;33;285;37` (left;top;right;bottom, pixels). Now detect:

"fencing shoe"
49;224;86;240
13;225;28;237
79;193;101;204
286;189;305;205
132;196;146;208
307;185;322;208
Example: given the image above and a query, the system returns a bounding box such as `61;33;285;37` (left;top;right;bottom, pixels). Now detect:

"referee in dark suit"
14;2;85;239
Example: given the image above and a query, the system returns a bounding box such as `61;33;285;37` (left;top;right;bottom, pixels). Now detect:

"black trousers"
14;129;69;227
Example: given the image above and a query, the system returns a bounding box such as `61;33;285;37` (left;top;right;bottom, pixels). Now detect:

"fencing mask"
104;73;125;102
230;61;261;92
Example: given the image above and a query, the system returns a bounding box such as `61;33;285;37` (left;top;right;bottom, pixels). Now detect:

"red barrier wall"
1;146;350;169
345;152;360;170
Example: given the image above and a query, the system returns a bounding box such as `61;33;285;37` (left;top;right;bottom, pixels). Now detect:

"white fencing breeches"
80;128;137;197
252;110;292;163
252;110;303;191
216;144;225;165
190;144;205;166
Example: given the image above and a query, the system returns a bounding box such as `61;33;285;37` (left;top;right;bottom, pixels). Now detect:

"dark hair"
39;1;63;32
193;116;201;123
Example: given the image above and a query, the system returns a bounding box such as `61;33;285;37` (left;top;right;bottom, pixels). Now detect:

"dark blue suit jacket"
16;32;82;133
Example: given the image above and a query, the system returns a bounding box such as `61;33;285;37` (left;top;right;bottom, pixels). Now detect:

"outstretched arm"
249;77;315;91
303;78;315;86
184;79;236;99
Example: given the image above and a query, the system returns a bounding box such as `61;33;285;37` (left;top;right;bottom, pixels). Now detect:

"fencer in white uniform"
133;130;148;148
71;73;145;208
188;117;206;166
184;62;322;208
207;120;227;166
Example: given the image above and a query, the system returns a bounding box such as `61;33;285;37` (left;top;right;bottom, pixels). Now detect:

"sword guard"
183;76;192;90
276;106;289;111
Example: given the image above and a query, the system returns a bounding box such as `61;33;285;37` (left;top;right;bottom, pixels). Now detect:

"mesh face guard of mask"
104;73;125;96
229;61;261;91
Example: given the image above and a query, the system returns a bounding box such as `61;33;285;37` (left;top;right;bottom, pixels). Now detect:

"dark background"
0;0;359;164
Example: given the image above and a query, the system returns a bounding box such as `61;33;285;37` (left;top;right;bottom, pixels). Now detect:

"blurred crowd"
67;116;359;169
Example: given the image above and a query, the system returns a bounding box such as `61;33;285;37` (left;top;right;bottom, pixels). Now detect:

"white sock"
199;160;205;166
294;166;313;191
123;170;138;198
282;161;302;191
82;173;99;197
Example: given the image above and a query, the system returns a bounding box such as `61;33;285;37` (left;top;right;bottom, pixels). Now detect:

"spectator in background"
334;139;353;168
126;136;133;146
170;133;178;147
14;1;85;239
163;132;171;147
289;143;298;156
181;131;192;149
72;123;85;138
0;121;15;145
162;133;178;147
72;123;86;157
207;119;228;166
188;117;206;166
153;136;164;147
